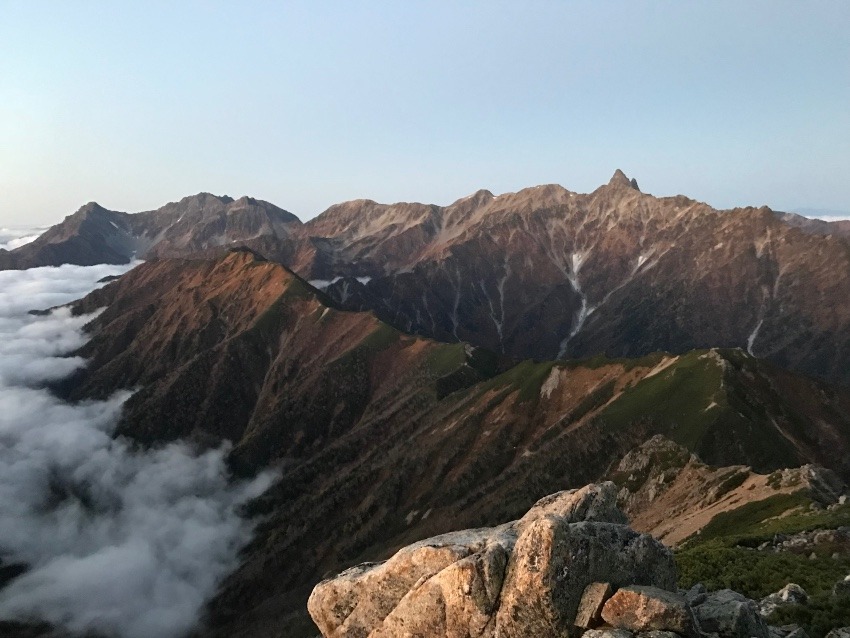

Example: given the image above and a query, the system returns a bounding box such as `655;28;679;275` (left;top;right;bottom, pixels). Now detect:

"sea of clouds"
0;227;47;251
0;261;274;638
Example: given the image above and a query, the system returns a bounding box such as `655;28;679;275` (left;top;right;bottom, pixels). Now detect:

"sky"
1;1;849;226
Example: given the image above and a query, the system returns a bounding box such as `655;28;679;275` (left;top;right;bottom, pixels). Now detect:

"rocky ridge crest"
7;172;850;383
610;436;847;546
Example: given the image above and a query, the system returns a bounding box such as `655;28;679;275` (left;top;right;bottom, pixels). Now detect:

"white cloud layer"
0;227;46;251
0;263;274;638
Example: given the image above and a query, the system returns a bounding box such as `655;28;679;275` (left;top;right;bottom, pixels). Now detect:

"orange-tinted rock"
307;483;676;638
575;582;613;629
601;586;698;636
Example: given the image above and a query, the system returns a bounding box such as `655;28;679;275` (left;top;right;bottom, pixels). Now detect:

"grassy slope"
677;498;850;638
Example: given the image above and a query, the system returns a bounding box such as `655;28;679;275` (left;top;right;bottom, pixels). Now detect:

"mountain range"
5;172;850;636
7;171;850;385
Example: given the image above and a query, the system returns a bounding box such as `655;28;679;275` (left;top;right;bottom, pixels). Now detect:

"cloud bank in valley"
0;227;45;251
0;263;274;638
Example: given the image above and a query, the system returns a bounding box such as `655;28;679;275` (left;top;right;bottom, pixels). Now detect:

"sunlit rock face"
307;483;677;638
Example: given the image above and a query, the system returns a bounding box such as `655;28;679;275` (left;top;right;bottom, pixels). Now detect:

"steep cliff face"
61;253;850;637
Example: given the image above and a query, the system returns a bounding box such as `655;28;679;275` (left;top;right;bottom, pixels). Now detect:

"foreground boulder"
308;483;677;637
758;584;808;617
692;589;770;638
600;586;698;637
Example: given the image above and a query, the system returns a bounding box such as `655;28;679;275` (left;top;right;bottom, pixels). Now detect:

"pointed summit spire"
608;169;638;189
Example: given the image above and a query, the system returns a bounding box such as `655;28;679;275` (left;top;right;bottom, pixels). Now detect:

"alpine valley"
4;172;850;638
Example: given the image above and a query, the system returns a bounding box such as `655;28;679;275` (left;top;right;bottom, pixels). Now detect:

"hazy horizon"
2;1;848;225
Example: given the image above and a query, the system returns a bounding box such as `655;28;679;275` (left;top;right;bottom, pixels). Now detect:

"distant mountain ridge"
792;207;850;219
0;193;306;269
774;210;850;237
301;172;850;385
6;172;850;385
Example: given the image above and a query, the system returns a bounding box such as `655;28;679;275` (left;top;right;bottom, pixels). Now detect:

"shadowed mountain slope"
59;252;850;637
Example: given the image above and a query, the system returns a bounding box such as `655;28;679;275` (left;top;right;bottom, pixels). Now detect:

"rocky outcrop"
691;589;770;638
758;584;808;618
609;436;849;547
494;520;671;637
600;586;698;637
832;576;850;597
756;529;850;555
309;483;828;638
308;483;677;637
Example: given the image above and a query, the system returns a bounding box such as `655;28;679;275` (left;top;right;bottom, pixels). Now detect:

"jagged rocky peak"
141;192;237;221
149;192;263;219
485;182;573;212
449;188;495;207
71;201;114;218
305;197;440;243
438;188;496;226
78;201;105;212
608;168;640;191
45;201;126;237
230;194;266;209
228;195;301;223
613;435;847;511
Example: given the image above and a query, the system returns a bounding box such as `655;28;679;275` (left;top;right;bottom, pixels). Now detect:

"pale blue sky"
1;1;848;225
